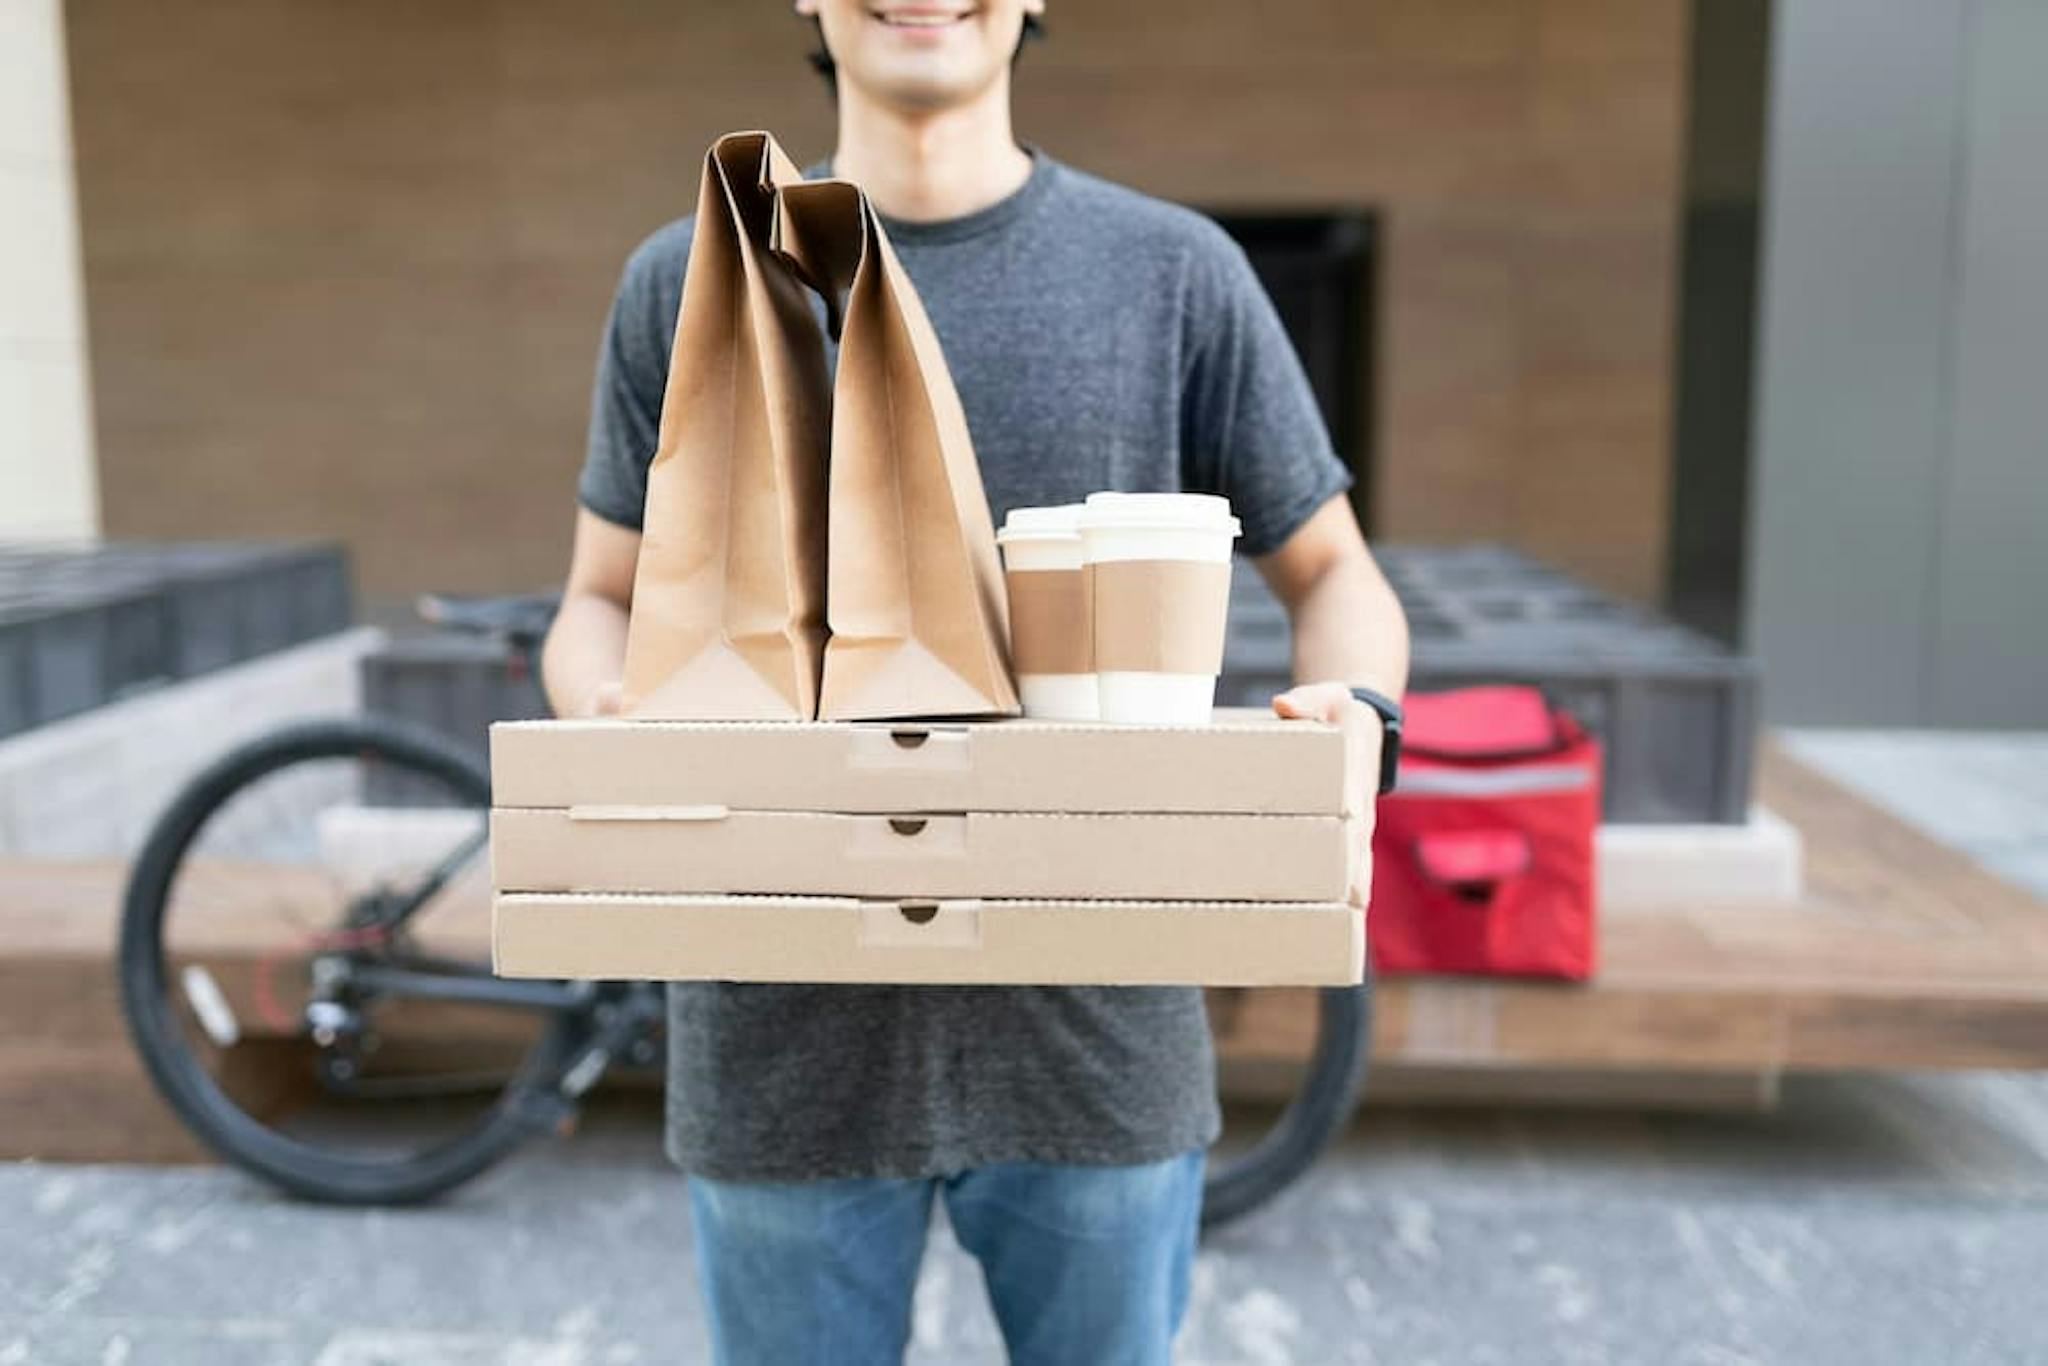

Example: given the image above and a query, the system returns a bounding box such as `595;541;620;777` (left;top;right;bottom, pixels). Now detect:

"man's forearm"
1289;551;1410;699
541;591;630;718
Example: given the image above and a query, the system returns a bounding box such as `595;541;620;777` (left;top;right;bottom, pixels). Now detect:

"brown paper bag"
774;179;1020;721
623;131;1017;721
620;133;830;720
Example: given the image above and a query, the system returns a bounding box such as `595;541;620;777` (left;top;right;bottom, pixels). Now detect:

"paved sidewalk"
5;1070;2046;1365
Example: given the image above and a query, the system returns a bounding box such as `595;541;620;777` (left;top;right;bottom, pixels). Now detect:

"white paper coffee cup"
1078;493;1241;724
997;504;1099;721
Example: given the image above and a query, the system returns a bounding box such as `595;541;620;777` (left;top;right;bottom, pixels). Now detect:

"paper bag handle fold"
712;132;781;247
770;180;870;344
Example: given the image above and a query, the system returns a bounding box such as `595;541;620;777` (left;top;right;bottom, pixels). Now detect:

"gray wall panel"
1749;0;2048;726
1746;0;1968;723
1931;0;2048;725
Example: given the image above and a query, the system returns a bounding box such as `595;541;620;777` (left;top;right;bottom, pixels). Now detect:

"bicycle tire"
1200;978;1372;1232
118;716;584;1204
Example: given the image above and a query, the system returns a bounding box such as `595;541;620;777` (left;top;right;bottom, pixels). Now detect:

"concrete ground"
4;1076;2046;1365
5;729;2047;1364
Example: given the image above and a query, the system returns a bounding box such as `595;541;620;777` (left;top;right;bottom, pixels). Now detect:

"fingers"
1273;683;1381;826
588;681;625;717
1343;811;1372;910
1271;681;1350;721
1348;854;1374;912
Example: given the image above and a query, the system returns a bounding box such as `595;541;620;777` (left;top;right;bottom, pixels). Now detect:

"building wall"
1748;0;2048;725
66;0;1687;608
1;0;98;540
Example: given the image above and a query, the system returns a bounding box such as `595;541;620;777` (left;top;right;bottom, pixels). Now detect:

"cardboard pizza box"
490;807;1350;902
492;893;1363;987
488;710;1349;817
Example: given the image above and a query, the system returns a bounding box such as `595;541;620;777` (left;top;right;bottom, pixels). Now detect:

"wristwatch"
1348;686;1405;796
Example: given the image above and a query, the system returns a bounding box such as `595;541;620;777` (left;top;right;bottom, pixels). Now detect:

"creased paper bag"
621;133;829;719
773;178;1019;720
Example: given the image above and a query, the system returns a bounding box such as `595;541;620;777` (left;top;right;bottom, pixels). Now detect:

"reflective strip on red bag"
1396;764;1594;797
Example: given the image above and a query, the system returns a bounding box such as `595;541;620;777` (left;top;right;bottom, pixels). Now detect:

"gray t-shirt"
580;152;1350;1181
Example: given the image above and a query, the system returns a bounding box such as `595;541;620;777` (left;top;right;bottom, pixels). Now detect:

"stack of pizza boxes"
489;712;1361;987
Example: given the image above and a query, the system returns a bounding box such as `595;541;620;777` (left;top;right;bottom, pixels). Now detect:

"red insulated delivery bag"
1368;686;1602;980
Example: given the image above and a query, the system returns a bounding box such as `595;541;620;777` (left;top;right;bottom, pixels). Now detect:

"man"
543;2;1410;1360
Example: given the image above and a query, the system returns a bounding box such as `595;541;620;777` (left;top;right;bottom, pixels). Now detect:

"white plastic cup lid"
1079;491;1241;538
996;503;1086;543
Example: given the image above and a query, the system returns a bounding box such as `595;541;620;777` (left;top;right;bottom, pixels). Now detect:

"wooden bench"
5;743;2046;1161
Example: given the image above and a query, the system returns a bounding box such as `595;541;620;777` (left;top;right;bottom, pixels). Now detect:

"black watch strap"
1348;686;1404;796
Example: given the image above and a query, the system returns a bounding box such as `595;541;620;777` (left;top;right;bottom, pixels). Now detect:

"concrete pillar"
0;0;99;540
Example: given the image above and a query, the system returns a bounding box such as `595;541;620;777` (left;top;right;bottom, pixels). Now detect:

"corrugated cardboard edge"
492;893;1363;987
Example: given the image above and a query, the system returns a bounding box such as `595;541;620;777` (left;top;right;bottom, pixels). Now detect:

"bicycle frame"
368;823;490;933
334;818;589;1015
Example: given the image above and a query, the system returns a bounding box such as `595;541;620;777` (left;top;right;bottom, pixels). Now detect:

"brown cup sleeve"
1005;568;1094;674
1089;559;1232;674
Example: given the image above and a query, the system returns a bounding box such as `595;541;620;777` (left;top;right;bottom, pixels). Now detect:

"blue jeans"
687;1151;1205;1365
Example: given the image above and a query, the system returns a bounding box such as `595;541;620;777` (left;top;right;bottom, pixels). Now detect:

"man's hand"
1255;497;1407;914
542;509;639;719
1272;682;1382;911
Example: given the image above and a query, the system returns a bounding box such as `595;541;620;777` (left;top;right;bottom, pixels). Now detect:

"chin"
848;51;995;109
869;72;984;109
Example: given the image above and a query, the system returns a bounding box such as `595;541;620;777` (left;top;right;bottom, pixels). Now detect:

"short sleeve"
577;222;693;530
1178;231;1354;557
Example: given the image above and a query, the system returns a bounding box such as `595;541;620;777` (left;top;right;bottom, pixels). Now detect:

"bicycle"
119;593;1369;1228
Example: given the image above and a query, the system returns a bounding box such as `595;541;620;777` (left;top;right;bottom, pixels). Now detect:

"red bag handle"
1401;686;1587;765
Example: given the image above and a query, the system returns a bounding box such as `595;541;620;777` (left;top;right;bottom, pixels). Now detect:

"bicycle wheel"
120;717;585;1204
1201;979;1372;1232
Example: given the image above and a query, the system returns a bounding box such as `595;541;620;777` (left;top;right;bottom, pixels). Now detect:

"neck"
831;78;1032;223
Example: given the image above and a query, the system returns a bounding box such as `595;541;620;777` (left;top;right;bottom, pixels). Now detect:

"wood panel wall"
67;0;1687;606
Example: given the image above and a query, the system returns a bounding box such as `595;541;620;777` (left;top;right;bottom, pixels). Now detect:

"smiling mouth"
870;6;973;29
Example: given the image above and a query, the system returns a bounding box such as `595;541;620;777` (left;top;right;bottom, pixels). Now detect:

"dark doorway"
1209;213;1378;531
